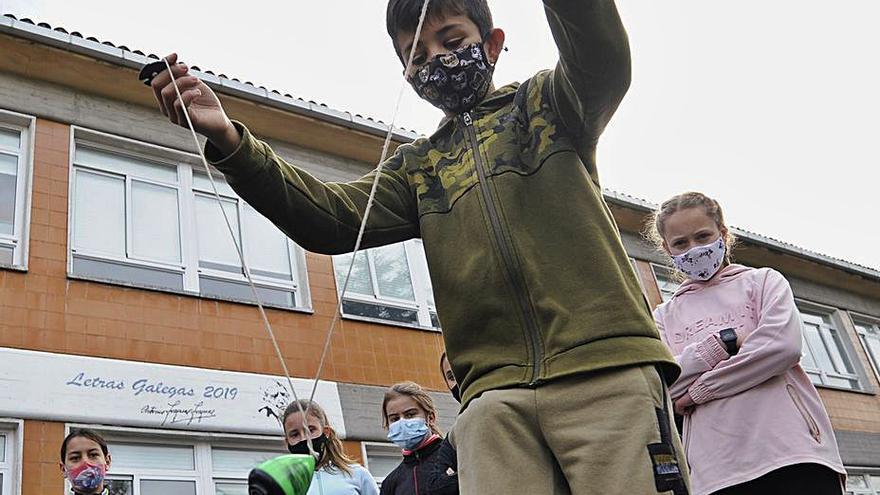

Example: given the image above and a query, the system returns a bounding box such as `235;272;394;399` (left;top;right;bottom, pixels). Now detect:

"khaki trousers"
455;365;690;494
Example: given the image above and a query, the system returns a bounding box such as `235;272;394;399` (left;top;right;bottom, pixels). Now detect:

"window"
68;129;310;310
333;239;439;329
629;258;644;291
362;442;403;485
98;434;282;495
846;472;880;495
650;264;679;303
0;423;20;495
799;307;860;390
852;316;880;382
0;111;34;269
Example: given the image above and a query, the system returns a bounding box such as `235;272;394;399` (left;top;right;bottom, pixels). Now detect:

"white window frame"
360;441;403;486
849;312;880;384
649;263;679;303
0;419;23;495
67;127;311;312
0;110;35;271
333;239;439;330
796;301;863;391
845;468;880;495
67;424;284;495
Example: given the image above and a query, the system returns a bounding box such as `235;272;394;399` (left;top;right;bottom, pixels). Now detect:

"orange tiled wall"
0;118;447;392
22;420;65;495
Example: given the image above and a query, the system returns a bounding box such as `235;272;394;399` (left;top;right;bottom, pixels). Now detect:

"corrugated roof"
2;13;878;282
0;13;421;142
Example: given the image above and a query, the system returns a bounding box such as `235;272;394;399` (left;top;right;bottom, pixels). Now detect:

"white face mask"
671;237;726;281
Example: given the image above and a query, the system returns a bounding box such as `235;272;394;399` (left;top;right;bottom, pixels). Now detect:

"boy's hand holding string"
147;53;241;156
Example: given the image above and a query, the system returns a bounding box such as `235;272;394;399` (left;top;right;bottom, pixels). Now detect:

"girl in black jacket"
379;382;459;495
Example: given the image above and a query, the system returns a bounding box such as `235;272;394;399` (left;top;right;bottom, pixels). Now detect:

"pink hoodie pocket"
786;384;821;443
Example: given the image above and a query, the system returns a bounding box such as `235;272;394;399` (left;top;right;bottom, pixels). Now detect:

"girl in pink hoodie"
649;192;845;495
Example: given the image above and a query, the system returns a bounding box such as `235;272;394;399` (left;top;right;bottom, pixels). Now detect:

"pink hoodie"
653;264;845;495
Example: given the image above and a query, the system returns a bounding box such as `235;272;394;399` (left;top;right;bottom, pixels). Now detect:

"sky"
2;0;878;270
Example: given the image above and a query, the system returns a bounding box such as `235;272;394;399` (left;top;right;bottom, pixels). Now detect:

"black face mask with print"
408;42;495;115
287;433;327;458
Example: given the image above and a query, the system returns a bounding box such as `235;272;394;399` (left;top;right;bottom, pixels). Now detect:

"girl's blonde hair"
645;191;736;267
282;400;356;476
381;381;442;435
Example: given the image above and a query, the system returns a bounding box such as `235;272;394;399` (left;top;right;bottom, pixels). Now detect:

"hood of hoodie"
670;264;753;299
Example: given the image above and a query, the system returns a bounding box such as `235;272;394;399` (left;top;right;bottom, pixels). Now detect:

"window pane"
106;479;133;495
215;483;248;495
212;448;279;473
140;480;196;495
861;330;880;375
0;153;16;236
335;252;373;296
372;244;415;301
870;475;880;490
846;474;870;490
0;245;11;265
822;327;854;374
366;445;403;480
0;128;20;149
803;322;835;373
199;276;294;308
652;266;679;302
131;181;180;263
74;170;126;256
410;243;436;307
0;433;5;462
75;147;177;184
196;194;241;271
0;473;3;495
72;256;184;291
109;443;195;471
341;299;419;325
243;206;292;280
825;375;856;390
192;172;235;196
800;334;817;369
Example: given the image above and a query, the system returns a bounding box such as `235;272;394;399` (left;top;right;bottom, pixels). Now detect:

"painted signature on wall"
140;400;218;426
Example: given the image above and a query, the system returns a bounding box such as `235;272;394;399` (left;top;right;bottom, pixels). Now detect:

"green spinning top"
248;454;316;495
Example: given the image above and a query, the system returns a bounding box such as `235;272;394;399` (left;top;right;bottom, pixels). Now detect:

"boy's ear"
484;28;506;65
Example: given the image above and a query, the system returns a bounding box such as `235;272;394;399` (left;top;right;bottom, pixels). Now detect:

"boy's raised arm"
206;123;420;255
148;55;420;255
543;0;632;150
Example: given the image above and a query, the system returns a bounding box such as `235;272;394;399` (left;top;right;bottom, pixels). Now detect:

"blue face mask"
387;417;430;450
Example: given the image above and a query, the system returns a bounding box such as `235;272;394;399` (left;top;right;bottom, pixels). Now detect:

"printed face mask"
671;237;726;281
287;433;327;457
408;42;494;115
66;462;106;493
387;417;430;450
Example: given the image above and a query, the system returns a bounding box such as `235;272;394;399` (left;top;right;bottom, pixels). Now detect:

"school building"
0;13;879;495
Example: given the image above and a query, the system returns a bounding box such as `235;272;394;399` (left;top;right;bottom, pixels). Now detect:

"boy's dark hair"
60;428;108;462
386;0;494;56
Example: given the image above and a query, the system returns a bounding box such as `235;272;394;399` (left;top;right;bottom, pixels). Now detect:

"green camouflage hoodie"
207;0;679;406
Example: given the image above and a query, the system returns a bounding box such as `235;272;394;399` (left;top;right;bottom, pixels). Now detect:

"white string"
162;0;432;477
162;58;319;460
305;0;432;411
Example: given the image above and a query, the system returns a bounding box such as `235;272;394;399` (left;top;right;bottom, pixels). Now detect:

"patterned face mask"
66;462;106;493
408;42;495;115
671;237;726;281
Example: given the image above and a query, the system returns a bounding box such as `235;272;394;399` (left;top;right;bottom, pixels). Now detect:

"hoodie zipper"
412;464;420;495
461;111;545;385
